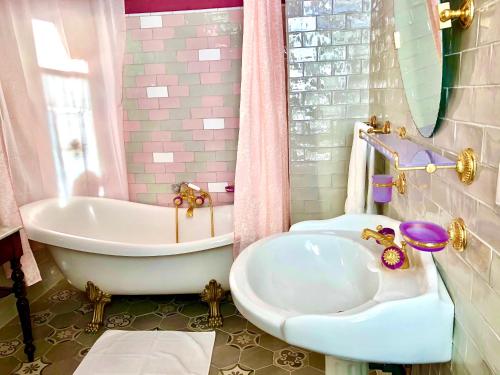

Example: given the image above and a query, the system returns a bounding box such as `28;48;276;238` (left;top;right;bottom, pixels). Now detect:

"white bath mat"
74;330;216;375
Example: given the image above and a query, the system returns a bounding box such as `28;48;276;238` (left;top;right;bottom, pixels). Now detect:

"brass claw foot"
85;281;111;334
201;279;225;329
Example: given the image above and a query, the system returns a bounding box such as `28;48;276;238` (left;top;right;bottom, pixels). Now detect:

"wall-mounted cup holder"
372;173;406;203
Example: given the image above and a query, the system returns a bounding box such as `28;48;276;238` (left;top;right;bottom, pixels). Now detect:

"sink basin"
230;214;453;373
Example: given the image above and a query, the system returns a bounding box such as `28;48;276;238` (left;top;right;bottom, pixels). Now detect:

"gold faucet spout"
186;206;194;217
361;228;395;247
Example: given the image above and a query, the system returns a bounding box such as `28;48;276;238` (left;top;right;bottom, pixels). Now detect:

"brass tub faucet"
173;182;215;243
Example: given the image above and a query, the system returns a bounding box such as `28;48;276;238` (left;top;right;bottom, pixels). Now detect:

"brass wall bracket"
456;148;476;185
394;173;406;195
365;116;392;134
448;218;467;252
439;0;475;29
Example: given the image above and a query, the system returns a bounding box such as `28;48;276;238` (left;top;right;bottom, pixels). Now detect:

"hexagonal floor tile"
219;363;254;375
273;347;308;371
228;329;260;350
240;346;274;370
211;344;241;368
254;365;289;375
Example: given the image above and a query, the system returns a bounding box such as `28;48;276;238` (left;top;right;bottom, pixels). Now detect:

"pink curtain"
0;0;128;205
233;0;290;255
0;0;127;284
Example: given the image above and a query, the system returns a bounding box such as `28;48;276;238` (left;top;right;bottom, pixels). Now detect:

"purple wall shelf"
359;126;477;185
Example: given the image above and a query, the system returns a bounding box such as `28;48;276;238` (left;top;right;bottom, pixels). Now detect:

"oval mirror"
394;0;442;137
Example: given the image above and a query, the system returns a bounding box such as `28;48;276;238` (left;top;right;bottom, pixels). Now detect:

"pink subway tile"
142;40;165;52
128;174;136;183
129;183;147;193
191;107;212;119
168;86;189;97
213;107;234;118
187;61;210;73
200;72;221;84
145;64;166;75
155;174;176;183
130;28;153;41
157;193;177;206
217;172;235;181
153;27;175;39
125;88;147;99
196;172;217;182
151;131;172;141
174;152;195;162
233;83;241;95
162;14;185;27
224;118;240;128
126;17;141;30
149;109;169;120
192;130;214;141
159;98;181;109
197;25;219;37
133;153;153;163
229;10;244;23
209;60;231;73
124;121;141;131
208;36;231;48
124;53;134;64
143;142;164;152
123;132;130;142
163;141;185;152
129;192;138;202
145;163;165;173
221;48;242;60
157;75;179;86
123;110;129;120
164;163;186;172
136;75;157;87
177;50;198;62
206;161;227;172
205;140;226;151
201;96;224;107
214;129;238;140
138;98;159;109
217;193;234;203
182;119;204;129
186;37;209;50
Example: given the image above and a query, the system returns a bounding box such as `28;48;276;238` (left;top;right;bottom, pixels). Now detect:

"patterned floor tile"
0;280;326;374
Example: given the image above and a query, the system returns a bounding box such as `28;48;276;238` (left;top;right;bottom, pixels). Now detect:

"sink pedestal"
325;356;368;375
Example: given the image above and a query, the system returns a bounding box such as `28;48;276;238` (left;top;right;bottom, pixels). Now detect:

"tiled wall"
123;9;243;206
286;0;371;223
370;0;500;374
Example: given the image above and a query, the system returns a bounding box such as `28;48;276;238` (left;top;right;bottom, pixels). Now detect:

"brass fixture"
397;127;407;139
373;172;407;195
439;0;475;29
173;182;215;243
359;129;478;185
368;120;391;135
85;281;112;334
361;225;410;269
448;218;467;252
201;279;225;329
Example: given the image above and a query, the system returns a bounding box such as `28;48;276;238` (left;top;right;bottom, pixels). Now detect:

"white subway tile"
208;182;228;193
140;15;163;29
199;49;221;61
203;118;225;130
153;152;173;163
147;86;169;98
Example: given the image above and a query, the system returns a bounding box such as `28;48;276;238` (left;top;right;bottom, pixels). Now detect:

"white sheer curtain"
0;0;128;205
0;0;127;284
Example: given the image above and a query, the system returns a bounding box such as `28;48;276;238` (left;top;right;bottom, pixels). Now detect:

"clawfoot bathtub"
20;197;233;332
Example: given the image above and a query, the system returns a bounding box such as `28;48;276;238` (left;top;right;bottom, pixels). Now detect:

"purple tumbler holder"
373;175;393;203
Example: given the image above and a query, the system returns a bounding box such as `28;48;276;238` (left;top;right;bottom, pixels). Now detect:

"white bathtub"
20;197;234;295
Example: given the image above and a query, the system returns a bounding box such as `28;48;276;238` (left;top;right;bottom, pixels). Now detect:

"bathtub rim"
20;197;234;257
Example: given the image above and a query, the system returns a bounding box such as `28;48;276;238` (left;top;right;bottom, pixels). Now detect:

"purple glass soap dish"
400;221;449;252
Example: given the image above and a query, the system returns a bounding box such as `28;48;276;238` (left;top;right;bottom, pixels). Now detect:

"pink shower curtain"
233;0;290;255
0;0;127;284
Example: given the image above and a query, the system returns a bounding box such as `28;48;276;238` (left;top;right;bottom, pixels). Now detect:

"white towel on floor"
74;330;216;375
345;121;376;214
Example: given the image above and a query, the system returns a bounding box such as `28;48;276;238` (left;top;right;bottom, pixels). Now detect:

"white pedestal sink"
230;214;453;375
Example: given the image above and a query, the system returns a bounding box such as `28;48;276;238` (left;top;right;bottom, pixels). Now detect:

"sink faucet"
361;225;410;269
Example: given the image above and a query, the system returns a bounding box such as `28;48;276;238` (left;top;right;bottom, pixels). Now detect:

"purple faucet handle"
225;185;235;193
381;246;405;270
375;225;395;244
